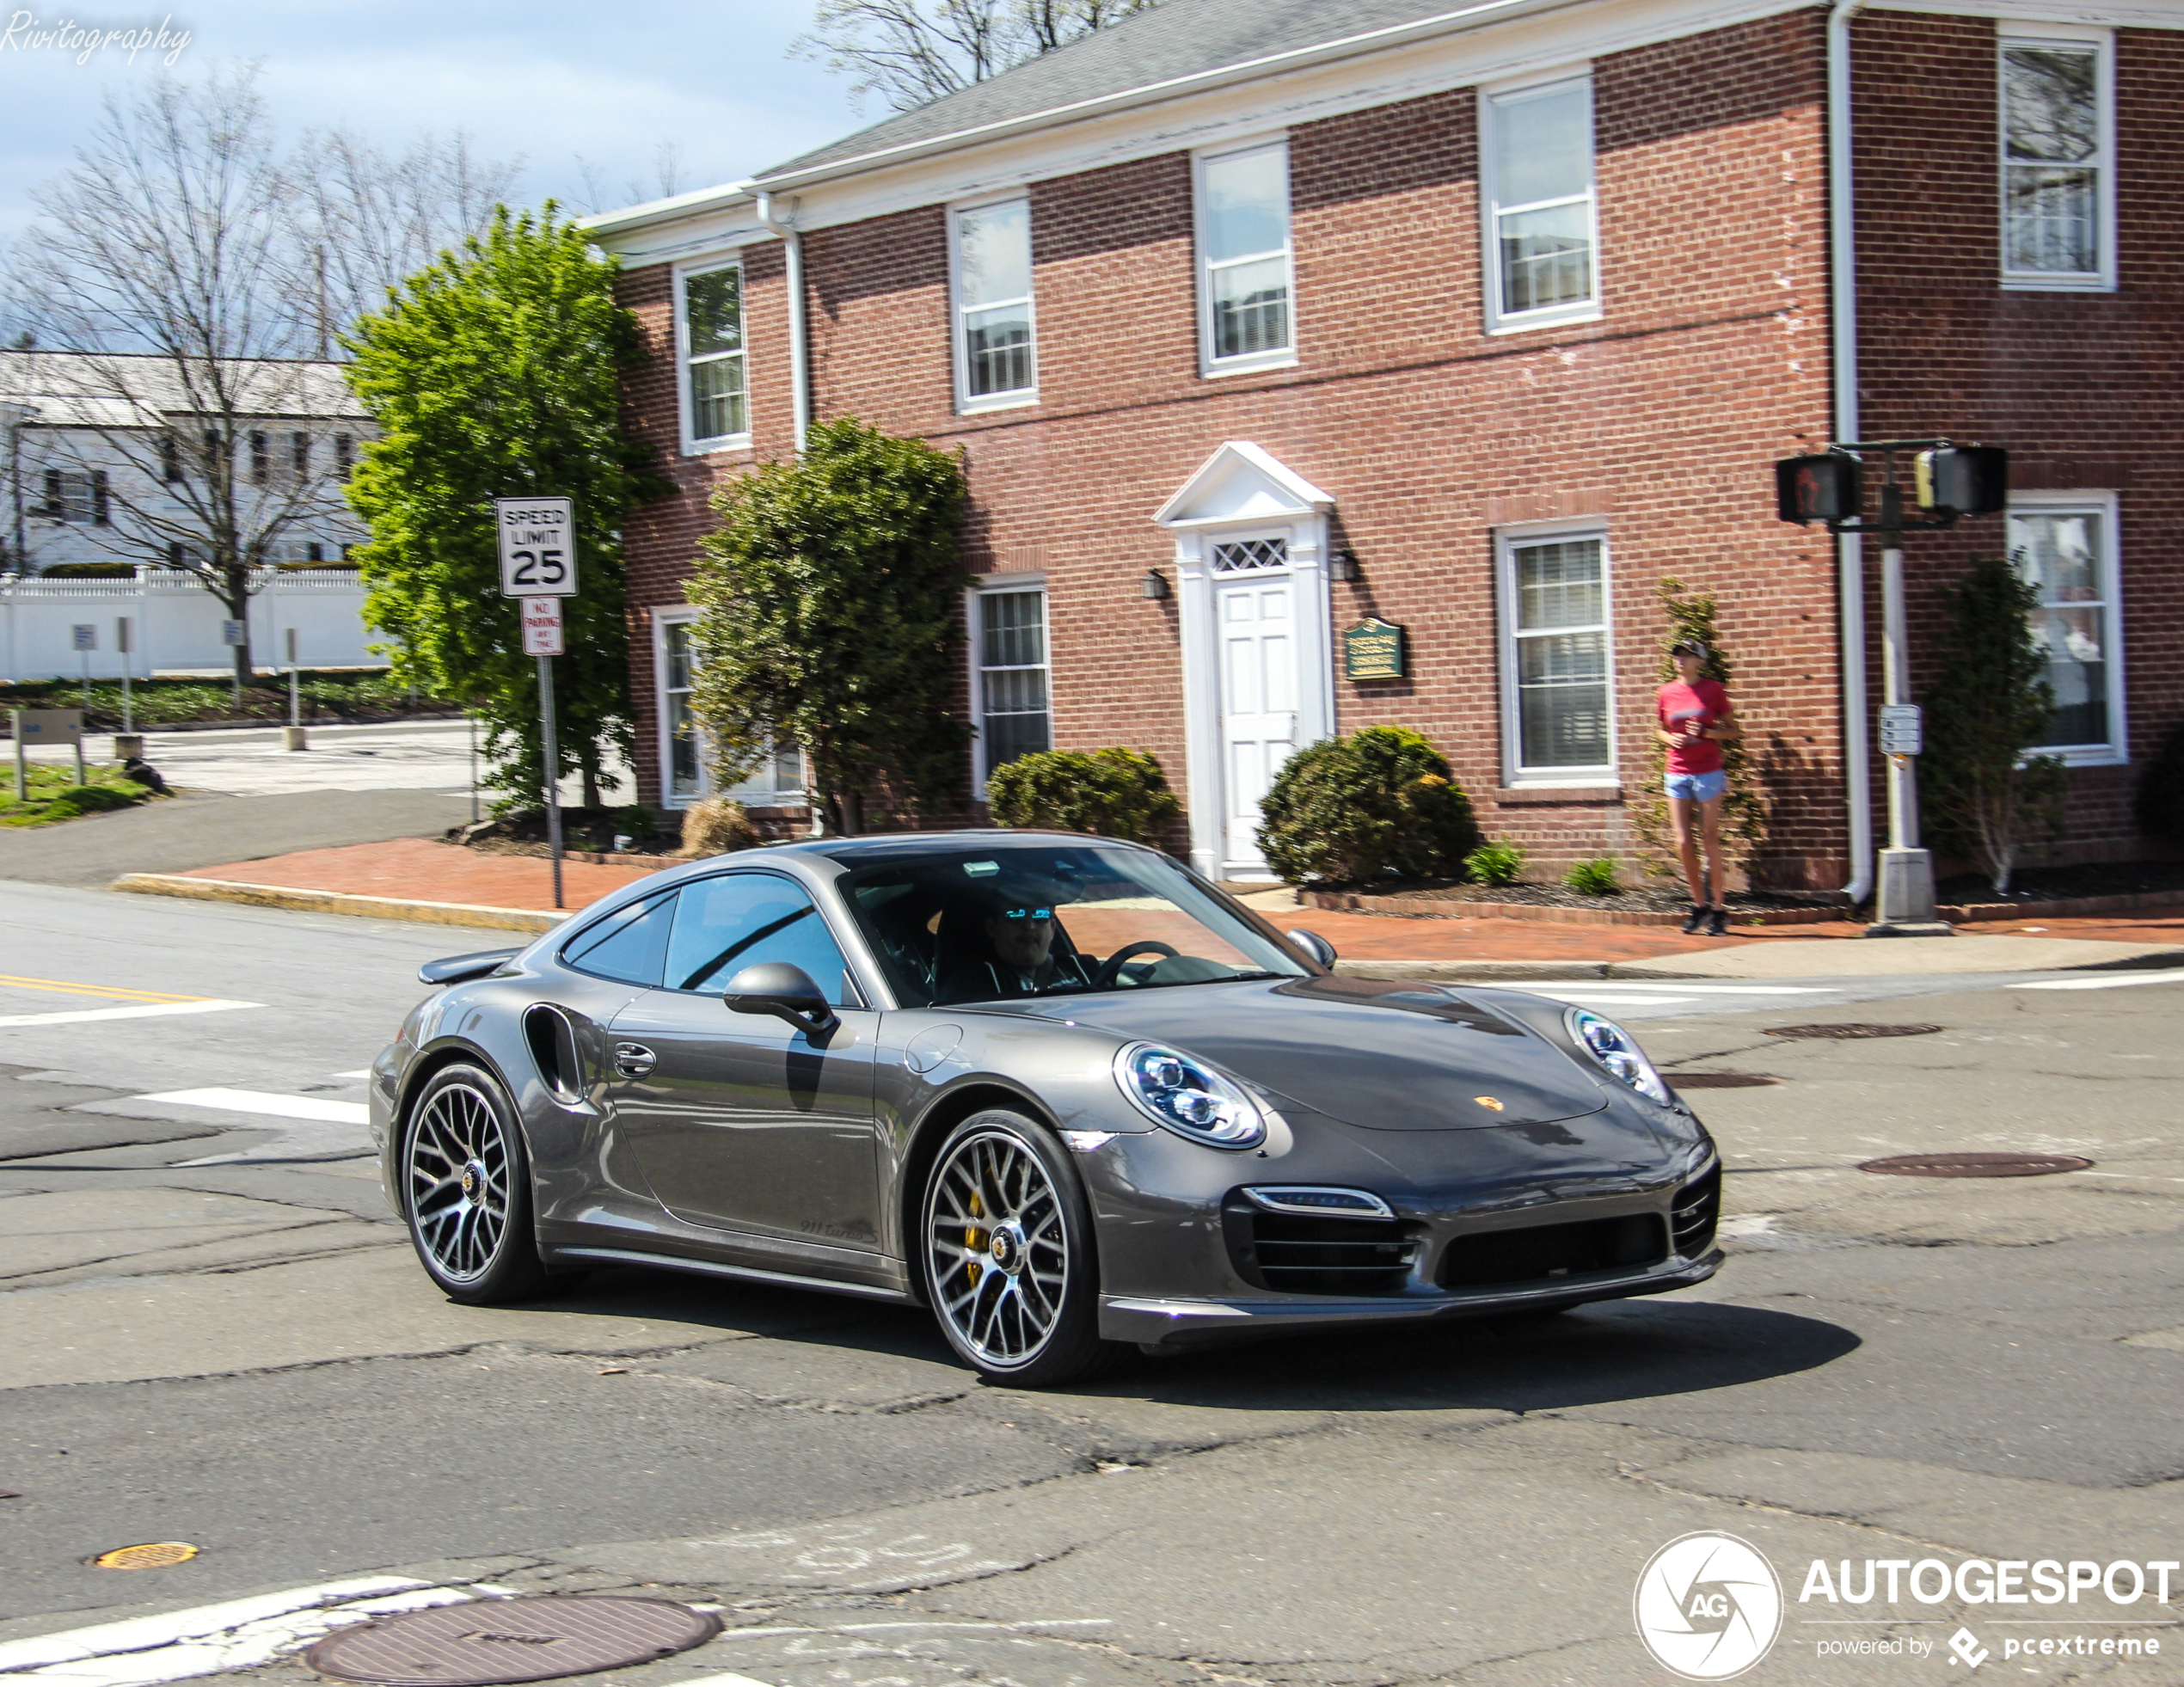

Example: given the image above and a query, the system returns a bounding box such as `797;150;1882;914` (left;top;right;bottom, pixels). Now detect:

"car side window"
561;893;676;986
665;874;860;1007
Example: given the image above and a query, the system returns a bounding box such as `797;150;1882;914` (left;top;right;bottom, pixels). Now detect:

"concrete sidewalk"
108;838;2184;976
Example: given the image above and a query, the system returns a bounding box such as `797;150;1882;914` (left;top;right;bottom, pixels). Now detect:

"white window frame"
675;256;752;454
970;580;1052;793
1495;521;1617;787
1997;22;2115;293
1480;71;1602;335
2008;488;2126;766
1193;136;1298;378
652;608;807;809
948;195;1039;414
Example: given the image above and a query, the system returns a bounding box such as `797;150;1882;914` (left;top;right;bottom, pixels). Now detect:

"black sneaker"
1681;905;1709;935
1706;907;1731;937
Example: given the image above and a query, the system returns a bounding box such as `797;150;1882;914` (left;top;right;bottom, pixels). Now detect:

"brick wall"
617;11;1851;884
1852;13;2184;868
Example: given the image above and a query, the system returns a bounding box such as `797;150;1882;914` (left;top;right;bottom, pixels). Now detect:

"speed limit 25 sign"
494;497;575;598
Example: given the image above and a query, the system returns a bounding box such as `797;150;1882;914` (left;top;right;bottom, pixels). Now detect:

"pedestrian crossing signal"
1915;446;2009;516
1775;453;1862;525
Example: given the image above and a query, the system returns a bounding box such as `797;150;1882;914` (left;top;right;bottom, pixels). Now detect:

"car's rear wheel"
402;1060;549;1304
922;1109;1120;1387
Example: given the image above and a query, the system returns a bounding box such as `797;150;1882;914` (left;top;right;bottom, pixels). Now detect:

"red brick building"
586;0;2182;892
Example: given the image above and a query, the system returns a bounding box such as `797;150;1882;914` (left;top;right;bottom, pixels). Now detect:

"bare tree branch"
793;0;1164;113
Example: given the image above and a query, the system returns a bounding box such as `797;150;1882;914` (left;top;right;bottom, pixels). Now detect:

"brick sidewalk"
156;837;2184;963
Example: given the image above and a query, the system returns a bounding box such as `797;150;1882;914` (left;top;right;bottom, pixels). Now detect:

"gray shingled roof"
0;351;366;430
758;0;1480;179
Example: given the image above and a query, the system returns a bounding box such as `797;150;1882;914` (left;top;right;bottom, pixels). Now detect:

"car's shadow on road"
533;1267;1856;1416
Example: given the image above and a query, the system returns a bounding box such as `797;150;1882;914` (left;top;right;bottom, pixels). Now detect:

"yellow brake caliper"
965;1191;985;1286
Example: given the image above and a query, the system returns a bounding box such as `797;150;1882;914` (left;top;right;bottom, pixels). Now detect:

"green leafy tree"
1629;578;1766;875
1922;555;2068;893
1256;726;1481;886
986;747;1181;844
688;418;971;836
343;205;665;812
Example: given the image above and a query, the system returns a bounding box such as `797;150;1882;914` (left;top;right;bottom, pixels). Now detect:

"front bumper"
1101;1248;1723;1351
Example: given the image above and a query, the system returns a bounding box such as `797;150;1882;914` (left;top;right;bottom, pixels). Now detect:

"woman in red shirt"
1657;638;1740;936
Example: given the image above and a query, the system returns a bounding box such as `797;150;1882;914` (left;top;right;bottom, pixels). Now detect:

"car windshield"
833;844;1310;1008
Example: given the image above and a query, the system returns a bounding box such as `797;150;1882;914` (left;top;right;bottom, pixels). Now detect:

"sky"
0;1;870;243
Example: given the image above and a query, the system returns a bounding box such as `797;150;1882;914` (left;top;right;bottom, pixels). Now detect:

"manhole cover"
91;1542;198;1569
305;1596;721;1687
1859;1152;2095;1179
1765;1022;1943;1040
1671;1073;1782;1089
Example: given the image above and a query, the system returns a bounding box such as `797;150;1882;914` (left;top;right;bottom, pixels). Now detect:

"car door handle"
612;1042;657;1078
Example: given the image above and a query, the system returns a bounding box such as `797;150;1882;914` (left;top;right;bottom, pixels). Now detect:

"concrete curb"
111;873;565;933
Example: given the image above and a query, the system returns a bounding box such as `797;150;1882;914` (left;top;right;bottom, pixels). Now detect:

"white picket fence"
0;572;386;680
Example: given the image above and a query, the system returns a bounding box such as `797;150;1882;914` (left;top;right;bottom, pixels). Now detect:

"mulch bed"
1302;880;1844;929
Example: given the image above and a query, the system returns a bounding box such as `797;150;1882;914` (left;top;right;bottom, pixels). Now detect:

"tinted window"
666;874;858;1007
561;893;675;986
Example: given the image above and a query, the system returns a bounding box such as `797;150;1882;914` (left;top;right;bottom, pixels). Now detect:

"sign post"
496;497;577;910
116;617;134;735
12;708;85;797
221;619;247;709
72;623;95;715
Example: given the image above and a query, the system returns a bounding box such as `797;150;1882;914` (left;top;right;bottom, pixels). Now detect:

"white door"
1216;574;1298;874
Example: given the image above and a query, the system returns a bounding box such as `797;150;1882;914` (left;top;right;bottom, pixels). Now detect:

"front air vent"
1672;1165;1722;1257
523;1003;585;1104
1224;1194;1417;1296
1439;1213;1667;1291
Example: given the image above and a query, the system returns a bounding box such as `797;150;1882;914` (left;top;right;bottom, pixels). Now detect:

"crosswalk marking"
0;1000;259;1029
137;1087;371;1126
2009;968;2184;992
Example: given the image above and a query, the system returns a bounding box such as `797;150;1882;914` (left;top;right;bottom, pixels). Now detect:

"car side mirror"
723;961;838;1036
1285;928;1338;970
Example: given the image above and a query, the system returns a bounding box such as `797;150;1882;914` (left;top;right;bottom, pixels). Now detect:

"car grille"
1229;1206;1419;1296
1439;1212;1668;1290
1672;1164;1721;1256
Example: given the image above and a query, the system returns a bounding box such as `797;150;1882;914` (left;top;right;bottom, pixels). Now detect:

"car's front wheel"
922;1108;1120;1387
402;1060;549;1304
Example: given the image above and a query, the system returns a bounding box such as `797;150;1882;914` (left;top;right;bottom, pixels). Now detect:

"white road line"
0;1579;506;1687
2009;969;2184;992
1518;984;1834;997
329;1070;374;1081
676;1676;778;1687
136;1087;371;1126
0;1001;259;1030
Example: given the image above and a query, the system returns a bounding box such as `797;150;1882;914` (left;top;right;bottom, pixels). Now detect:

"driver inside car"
936;876;1090;1003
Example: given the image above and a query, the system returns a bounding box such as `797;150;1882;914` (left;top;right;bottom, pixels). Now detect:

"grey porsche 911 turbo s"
371;831;1722;1386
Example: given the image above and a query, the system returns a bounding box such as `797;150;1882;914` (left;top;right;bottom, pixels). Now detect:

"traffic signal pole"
1873;476;1945;933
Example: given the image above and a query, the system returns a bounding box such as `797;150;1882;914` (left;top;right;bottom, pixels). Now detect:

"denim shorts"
1666;769;1728;804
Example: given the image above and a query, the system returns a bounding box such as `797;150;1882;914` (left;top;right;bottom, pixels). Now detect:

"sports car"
371;831;1722;1386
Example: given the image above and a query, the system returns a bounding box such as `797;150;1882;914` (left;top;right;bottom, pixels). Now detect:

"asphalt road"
2;884;2181;1686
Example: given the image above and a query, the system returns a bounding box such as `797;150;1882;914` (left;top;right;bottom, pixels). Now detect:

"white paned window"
681;261;748;447
1500;531;1614;779
2008;495;2124;760
658;617;804;807
1196;141;1295;373
952;199;1036;408
977;587;1051;782
1482;77;1599;331
1999;31;2113;289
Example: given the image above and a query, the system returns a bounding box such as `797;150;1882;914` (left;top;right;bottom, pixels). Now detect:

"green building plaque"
1343;617;1407;680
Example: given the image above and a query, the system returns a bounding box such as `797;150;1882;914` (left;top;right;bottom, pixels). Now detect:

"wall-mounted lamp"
1329;549;1361;583
1140;569;1171;601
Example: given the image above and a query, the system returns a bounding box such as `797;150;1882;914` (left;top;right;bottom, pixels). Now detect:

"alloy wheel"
408;1079;512;1283
926;1126;1070;1368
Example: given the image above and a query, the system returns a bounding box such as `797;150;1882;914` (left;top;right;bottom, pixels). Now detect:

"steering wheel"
1094;940;1181;989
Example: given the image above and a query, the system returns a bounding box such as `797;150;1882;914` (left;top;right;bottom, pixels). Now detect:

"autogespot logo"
1635;1532;1785;1679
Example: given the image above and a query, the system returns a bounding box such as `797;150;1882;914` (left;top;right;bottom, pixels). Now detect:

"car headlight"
1113;1042;1266;1149
1566;1009;1672;1106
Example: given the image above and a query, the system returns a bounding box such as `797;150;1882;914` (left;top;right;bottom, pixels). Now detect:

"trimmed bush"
1564;856;1623;895
1256;726;1481;886
985;747;1181;844
1463;841;1527;886
675;797;760;858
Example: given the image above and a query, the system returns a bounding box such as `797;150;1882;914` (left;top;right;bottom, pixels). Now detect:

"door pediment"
1153;441;1334;530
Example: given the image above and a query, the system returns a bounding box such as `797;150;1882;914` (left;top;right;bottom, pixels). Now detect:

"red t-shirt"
1658;678;1732;775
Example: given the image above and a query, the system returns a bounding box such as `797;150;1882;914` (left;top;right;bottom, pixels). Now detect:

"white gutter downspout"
1829;0;1874;905
753;192;810;454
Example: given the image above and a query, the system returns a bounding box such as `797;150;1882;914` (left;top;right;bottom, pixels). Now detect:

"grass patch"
0;760;163;827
